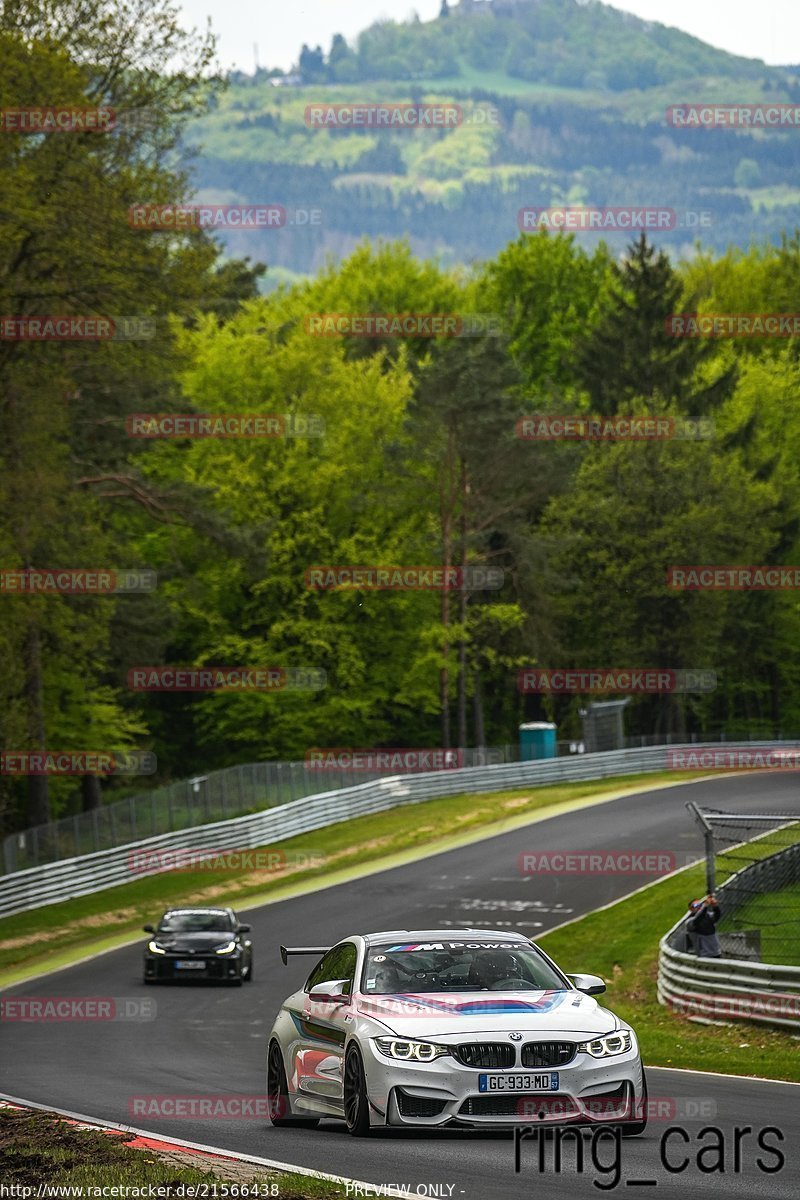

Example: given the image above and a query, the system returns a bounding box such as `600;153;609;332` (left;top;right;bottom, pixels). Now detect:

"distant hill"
187;0;800;281
266;0;777;92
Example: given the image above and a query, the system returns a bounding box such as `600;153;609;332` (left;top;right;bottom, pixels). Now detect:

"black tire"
267;1042;319;1128
620;1071;648;1136
244;957;253;982
229;975;243;987
344;1045;372;1137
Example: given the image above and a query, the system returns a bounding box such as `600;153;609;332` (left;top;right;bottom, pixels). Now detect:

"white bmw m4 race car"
267;928;647;1136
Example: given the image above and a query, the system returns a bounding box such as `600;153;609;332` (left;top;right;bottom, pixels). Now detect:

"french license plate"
479;1073;559;1092
175;960;205;970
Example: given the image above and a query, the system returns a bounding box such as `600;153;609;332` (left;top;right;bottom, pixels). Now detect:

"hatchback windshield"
363;940;568;994
159;911;233;933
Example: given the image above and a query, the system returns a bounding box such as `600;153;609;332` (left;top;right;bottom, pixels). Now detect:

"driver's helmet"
471;949;521;987
373;963;401;993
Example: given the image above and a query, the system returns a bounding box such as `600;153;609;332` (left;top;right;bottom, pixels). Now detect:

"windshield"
363;940;568;994
158;911;233;933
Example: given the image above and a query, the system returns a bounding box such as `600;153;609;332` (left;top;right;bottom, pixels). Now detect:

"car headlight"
578;1031;634;1058
147;941;166;955
215;941;238;955
374;1038;451;1062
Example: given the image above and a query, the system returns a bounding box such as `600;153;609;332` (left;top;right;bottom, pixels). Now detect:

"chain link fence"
686;803;800;965
2;748;520;875
3;729;787;878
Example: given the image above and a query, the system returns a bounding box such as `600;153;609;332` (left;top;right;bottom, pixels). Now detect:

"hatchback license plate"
478;1073;559;1092
175;960;205;970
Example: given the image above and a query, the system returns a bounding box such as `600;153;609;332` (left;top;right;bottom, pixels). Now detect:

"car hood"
355;990;617;1038
151;931;234;953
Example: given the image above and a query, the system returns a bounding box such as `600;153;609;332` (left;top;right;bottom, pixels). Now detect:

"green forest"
4;0;800;836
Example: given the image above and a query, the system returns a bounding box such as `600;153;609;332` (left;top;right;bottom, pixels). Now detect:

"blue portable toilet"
519;721;557;761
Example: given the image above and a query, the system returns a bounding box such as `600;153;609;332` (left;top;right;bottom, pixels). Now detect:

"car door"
233;914;252;972
290;942;358;1108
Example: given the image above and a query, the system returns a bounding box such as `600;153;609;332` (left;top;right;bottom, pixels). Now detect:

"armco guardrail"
0;743;690;918
658;841;800;1032
0;747;520;874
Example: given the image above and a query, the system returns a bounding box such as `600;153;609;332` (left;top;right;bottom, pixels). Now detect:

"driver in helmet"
470;949;522;989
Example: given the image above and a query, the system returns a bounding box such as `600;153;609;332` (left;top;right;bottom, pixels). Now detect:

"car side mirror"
238;924;251;933
568;973;606;996
143;924;155;933
308;979;350;1003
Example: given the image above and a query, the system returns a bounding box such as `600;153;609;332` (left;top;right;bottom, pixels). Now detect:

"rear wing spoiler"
280;945;330;966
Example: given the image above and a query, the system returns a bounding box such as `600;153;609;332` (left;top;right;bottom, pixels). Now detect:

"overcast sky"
176;0;799;74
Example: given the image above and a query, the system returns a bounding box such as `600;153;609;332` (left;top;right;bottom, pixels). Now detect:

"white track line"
645;1065;800;1086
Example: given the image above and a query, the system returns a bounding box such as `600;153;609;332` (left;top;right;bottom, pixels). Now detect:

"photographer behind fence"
686;894;722;958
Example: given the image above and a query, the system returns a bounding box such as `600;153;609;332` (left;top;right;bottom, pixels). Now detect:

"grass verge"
0;770;700;985
722;882;800;967
537;861;800;1082
0;1105;346;1196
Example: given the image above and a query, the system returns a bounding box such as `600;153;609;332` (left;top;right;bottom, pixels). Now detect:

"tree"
298;43;326;83
486;231;614;393
0;1;256;827
540;432;778;739
328;33;357;82
575;235;737;417
411;331;535;748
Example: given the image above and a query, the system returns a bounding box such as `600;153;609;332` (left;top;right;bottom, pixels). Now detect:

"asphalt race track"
2;772;800;1198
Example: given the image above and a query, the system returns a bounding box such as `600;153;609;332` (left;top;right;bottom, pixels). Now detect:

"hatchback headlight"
215;941;238;955
578;1031;633;1058
374;1037;451;1062
147;941;166;955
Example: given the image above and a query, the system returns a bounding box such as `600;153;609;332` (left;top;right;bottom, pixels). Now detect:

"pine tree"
576;234;736;417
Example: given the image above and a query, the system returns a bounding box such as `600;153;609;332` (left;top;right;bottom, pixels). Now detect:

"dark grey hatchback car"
143;906;253;985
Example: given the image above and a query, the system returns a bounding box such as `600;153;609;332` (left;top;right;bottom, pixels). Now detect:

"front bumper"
364;1039;644;1128
144;952;243;982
